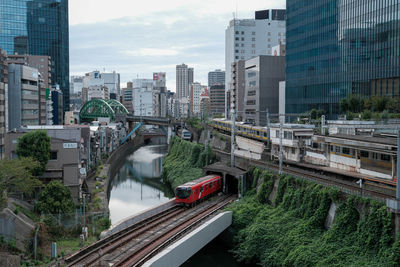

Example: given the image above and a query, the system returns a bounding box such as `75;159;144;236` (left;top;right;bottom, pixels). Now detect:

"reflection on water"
108;144;173;224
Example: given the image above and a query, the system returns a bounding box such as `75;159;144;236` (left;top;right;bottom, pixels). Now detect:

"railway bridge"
63;162;244;267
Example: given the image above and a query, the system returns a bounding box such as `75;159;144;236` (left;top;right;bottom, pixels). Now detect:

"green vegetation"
16;130;51;175
339;95;400;120
226;168;400;266
35;181;75;214
187;117;204;132
162;137;215;189
0;158;41;205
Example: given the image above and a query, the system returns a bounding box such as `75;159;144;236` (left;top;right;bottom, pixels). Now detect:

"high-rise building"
286;1;400;117
51;89;64;125
225;9;286;115
176;64;194;99
230;60;245;120
0;0;70;113
70;76;83;95
153;72;167;117
210;84;226;115
208;69;225;87
101;71;120;100
243;56;285;126
190;82;205;116
122;82;134;113
8;64;40;130
0;49;7;159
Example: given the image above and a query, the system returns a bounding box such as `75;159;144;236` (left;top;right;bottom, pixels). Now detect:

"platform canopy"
79;99;129;122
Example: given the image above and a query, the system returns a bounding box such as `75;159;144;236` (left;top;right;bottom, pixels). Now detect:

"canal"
108;140;240;266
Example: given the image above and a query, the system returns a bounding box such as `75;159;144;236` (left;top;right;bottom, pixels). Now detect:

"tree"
310;109;318;120
35;181;75;214
348;95;362;113
0;158;42;204
16;130;51;175
339;98;349;113
387;98;400;114
371;96;387;112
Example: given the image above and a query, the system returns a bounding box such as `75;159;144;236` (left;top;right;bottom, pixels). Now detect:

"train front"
175;186;192;205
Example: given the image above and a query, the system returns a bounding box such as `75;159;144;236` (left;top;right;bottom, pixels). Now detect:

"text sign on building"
63;143;78;149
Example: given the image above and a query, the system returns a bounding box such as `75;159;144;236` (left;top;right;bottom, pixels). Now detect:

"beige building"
5;125;91;202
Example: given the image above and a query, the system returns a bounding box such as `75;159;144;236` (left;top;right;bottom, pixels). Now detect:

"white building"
101;71;120;99
176;64;193;99
133;87;153;117
225;9;286;116
190;82;206;116
70;76;83;94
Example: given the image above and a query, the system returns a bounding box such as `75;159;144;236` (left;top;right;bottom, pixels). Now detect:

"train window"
360;151;369;158
335;146;340;153
381;154;391;161
210;183;213;188
372;153;378;160
342;147;350;155
276;130;279;138
257;131;260;136
330;145;334;152
201;186;204;192
312;142;319;149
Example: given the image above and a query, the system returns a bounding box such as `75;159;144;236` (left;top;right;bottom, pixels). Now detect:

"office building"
0;49;7;159
285;0;400;117
225;9;286;115
122;82;134;113
70;76;83;95
8;64;40;130
190;82;205;116
230;60;245;120
243;56;285;126
153;72;167;117
0;0;70;112
208;69;225;87
210;84;225;115
51;89;64;125
176;64;194;99
101;71;120;100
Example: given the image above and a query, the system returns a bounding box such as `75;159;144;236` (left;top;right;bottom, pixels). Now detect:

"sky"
69;0;286;92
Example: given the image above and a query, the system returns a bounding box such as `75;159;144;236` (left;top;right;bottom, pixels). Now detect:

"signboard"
80;168;87;176
63;143;78;149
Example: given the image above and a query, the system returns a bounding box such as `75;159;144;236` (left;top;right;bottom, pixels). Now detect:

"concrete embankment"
87;135;145;212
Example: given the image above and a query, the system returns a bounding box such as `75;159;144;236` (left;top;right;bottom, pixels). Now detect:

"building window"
235;31;239;34
335;146;340;153
381;154;391;161
252;38;256;41
235;50;239;53
241;37;245;41
275;130;279;138
235;56;239;59
241;31;244;34
252;44;256;48
342;147;350;155
235;43;239;47
291;147;295;154
360;151;369;158
249;81;257;87
235;37;239;41
248;72;256;78
241;43;244;47
252;31;255;35
50;151;58;160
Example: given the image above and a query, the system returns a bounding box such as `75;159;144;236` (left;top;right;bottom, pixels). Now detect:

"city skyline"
69;0;286;92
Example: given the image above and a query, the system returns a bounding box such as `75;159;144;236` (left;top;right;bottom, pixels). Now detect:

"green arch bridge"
79;99;129;122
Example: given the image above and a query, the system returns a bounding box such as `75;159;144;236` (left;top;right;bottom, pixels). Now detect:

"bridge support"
143;212;232;267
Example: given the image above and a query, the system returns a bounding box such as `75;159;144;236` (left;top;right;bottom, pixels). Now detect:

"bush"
227;172;396;267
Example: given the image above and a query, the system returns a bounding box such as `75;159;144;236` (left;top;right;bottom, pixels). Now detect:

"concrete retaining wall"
100;199;176;238
143;211;232;267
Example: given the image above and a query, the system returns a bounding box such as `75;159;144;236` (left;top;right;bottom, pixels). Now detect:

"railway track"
214;148;396;200
65;194;235;267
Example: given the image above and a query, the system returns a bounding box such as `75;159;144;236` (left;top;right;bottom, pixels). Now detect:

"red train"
175;175;222;206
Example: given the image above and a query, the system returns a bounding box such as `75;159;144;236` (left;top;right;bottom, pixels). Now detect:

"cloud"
125;48;179;57
69;1;286;91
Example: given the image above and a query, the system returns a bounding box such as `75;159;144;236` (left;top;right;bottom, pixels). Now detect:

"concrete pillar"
223;174;227;194
392;155;396;179
167;126;172;145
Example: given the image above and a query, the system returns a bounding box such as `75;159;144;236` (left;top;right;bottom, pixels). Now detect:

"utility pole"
231;109;236;167
279;114;283;175
397;130;400;200
266;109;271;162
321;115;326;135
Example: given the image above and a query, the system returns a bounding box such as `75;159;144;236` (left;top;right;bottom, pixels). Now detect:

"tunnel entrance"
225;174;238;194
203;162;247;197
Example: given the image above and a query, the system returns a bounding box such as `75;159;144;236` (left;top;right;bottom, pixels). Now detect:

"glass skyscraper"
0;0;69;112
286;0;400;117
